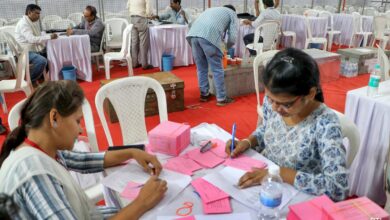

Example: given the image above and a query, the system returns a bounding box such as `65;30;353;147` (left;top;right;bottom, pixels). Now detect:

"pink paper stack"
322;197;389;220
148;121;191;156
287;195;334;220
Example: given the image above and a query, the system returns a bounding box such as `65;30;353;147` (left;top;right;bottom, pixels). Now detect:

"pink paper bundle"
223;155;267;171
148;121;191;156
163;156;203;175
322;197;389;220
287;195;334;220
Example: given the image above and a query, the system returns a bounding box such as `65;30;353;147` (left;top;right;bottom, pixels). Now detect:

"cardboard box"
304;49;341;83
148;121;190;156
100;72;184;123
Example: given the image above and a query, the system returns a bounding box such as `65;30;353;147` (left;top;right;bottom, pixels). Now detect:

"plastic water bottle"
367;64;381;97
258;165;283;220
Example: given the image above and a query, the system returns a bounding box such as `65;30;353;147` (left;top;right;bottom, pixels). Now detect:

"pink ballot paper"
120;181;143;200
224;155;267;171
164;156;203;175
186;148;225;168
176;216;196;220
209;138;228;158
191;178;229;203
203;197;232;214
287;195;334;220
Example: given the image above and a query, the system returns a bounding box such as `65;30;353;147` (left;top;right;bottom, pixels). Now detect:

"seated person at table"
0;80;167;219
225;48;348;201
15;4;57;82
242;0;281;56
154;0;190;25
66;5;105;52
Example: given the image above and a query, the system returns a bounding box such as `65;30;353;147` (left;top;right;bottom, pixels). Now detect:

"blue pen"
230;123;236;157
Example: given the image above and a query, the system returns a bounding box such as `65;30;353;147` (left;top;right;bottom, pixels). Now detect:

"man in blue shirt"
186;5;238;106
156;0;189;25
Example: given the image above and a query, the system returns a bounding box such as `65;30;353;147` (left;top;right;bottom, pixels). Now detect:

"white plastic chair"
332;110;360;168
0;18;8;27
304;9;320;17
103;24;133;79
8;98;103;203
253;50;279;126
67;13;83;25
378;46;390;81
246;20;280;56
0;48;32;114
304;17;328;50
319;11;342;51
349;12;372;48
6;18;20;26
50;19;76;30
105;18;128;52
0;30;17;77
95;76;168;146
91;28;106;72
371;16;389;49
0;26;16;37
364;7;378;16
42;15;62;30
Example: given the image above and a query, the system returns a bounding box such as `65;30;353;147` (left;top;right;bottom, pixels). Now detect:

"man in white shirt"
128;0;154;70
15;4;58;82
242;0;281;55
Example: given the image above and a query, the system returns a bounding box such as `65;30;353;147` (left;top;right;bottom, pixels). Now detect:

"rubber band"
176;202;194;216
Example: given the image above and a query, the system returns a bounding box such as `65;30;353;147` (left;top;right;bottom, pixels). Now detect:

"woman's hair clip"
280;56;294;64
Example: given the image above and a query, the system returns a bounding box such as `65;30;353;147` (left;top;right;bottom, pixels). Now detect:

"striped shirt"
186;7;238;54
12;150;118;219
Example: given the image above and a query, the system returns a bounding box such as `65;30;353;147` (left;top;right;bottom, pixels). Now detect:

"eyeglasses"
267;95;302;110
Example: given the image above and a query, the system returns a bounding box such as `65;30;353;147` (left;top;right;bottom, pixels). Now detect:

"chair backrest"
304;17;315;39
253;50;279;126
0;18;8;27
95;76;168;146
67;13;83;25
105;18;128;44
373;16;388;39
386;11;390;29
50;19;76;29
120;24;133;56
13;48;29;90
304;9;320;17
319;10;335;31
351;12;363;33
8;98;26;130
8;98;99;153
42;15;62;30
253;20;280;53
364;7;378;16
378;46;390;81
7;18;20;26
2;31;23;57
0;26;16;37
333;110;360;168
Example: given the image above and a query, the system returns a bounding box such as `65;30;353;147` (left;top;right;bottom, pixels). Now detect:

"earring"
53;121;57;128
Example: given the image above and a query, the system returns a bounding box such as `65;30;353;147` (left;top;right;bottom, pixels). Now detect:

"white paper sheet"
156;212;252;220
102;162;192;210
203;167;299;211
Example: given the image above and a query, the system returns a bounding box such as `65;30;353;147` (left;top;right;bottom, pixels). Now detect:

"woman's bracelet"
241;138;252;148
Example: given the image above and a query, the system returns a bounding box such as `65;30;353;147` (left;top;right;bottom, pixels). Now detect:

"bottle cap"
268;165;280;175
375;63;380;69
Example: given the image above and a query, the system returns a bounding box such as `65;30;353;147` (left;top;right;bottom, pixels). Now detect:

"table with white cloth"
333;14;373;46
103;123;314;219
233;15;328;57
345;80;390;206
148;24;194;70
46;35;92;82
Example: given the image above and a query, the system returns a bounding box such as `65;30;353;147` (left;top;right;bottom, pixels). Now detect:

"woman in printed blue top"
225;48;348;201
0;80;167;220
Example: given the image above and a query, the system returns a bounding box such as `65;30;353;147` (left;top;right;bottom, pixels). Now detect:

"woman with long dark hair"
0;80;167;219
226;48;348;201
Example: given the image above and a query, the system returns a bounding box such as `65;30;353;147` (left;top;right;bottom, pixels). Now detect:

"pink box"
322;197;389;220
148;121;190;156
288;195;334;220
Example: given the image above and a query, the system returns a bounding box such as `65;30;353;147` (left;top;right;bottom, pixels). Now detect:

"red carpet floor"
0;50;370;152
